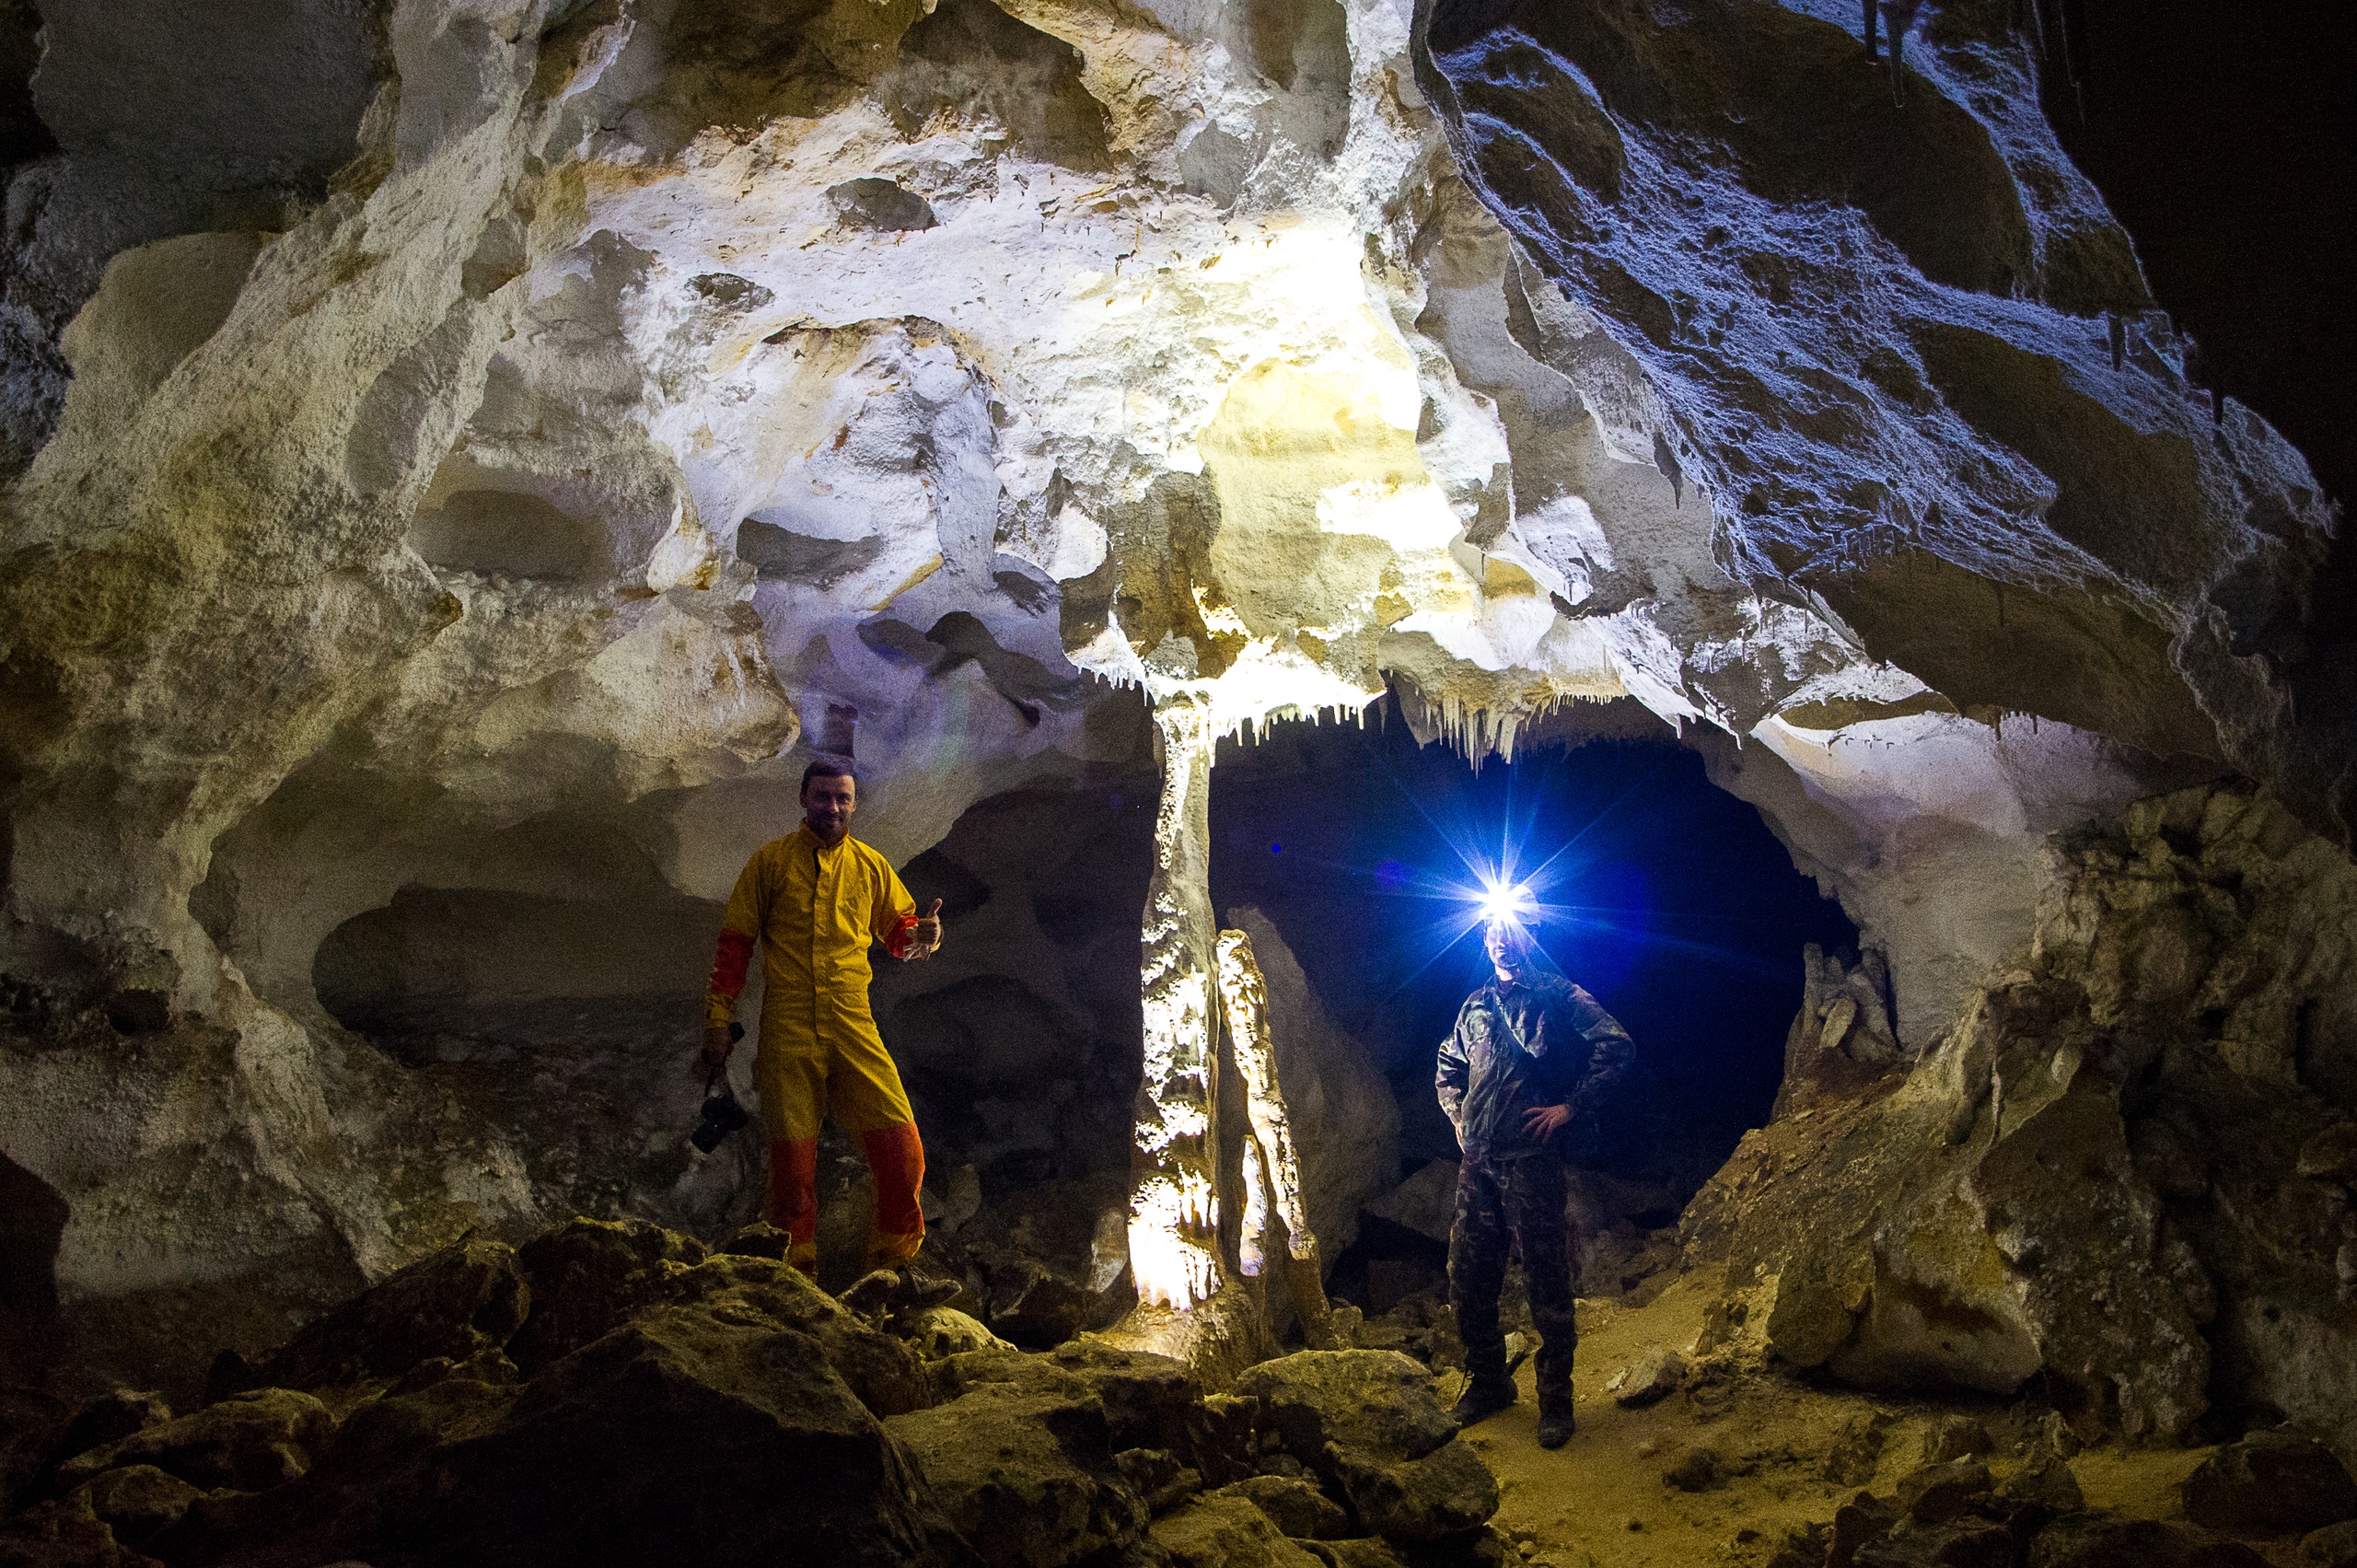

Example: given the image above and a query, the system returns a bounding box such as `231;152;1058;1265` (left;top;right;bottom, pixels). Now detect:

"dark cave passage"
1209;699;1860;1203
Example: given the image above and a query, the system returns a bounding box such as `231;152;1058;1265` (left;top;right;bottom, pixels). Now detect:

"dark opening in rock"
826;177;938;233
409;489;605;582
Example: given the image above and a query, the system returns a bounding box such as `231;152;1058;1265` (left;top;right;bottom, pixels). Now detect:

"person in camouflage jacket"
1435;920;1633;1448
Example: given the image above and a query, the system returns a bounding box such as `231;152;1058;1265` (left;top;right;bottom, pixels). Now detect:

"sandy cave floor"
1442;1266;2286;1568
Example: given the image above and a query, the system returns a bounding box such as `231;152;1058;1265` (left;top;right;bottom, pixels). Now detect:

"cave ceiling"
0;0;2348;1349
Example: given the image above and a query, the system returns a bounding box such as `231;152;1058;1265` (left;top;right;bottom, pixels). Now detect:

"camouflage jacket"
1436;971;1633;1164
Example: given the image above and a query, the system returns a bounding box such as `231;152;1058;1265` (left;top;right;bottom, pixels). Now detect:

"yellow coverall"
705;825;924;1272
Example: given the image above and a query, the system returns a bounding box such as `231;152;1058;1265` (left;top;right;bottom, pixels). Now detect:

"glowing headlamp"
1477;881;1533;927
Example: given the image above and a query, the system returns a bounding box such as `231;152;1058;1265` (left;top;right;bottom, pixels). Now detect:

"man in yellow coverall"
701;758;944;1274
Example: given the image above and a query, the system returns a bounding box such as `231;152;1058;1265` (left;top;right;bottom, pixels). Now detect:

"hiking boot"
1537;1407;1575;1449
1449;1376;1517;1431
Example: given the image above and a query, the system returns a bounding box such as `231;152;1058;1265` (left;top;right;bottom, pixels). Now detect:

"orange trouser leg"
767;1138;820;1272
860;1122;926;1271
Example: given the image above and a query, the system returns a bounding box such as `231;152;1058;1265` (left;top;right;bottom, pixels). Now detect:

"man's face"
803;773;857;842
1484;923;1526;980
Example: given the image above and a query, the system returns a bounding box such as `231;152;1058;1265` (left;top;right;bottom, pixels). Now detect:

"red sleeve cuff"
708;929;755;996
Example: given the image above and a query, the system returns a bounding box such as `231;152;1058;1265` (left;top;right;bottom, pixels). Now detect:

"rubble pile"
0;1218;1508;1568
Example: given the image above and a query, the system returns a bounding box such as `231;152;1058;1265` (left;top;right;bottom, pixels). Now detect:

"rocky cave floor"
5;1216;2354;1568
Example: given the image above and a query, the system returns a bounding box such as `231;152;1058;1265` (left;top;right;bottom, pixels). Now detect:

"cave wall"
0;0;2347;1424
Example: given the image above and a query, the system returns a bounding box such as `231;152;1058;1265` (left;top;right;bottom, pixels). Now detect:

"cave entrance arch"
1202;695;1859;1317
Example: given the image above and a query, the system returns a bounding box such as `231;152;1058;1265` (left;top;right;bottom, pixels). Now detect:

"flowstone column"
1128;697;1224;1311
1217;927;1344;1349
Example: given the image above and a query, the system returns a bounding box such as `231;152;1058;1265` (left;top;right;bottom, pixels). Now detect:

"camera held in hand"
691;1023;749;1153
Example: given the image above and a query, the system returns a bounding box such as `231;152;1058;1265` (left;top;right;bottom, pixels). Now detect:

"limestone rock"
935;1175;1138;1348
54;1388;333;1494
1606;1350;1682;1408
1113;1447;1203;1516
1365;1163;1460;1248
1921;1417;1996;1467
904;1307;1017;1360
253;1235;528;1392
1854;1517;2014;1568
506;1217;706;1373
1687;784;2357;1449
2296;1125;2357;1184
1233;1352;1497;1544
55;1467;202;1557
2181;1433;2357;1536
1226;907;1399;1264
1823;1412;1894;1488
2026;1515;2271;1568
1998;1453;2086;1517
667;1252;932;1420
204;1299;962;1568
1418;0;2341;836
1217;1475;1351;1540
0;0;2348;1518
1895;1460;1993;1526
1150;1492;1329;1568
887;1379;1145;1568
2303;1520;2357;1568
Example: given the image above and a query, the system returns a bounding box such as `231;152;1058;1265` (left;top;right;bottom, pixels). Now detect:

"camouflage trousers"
1448;1153;1577;1415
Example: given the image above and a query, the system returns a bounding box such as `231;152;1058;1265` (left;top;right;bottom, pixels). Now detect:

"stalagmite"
1127;698;1223;1313
1217;927;1343;1351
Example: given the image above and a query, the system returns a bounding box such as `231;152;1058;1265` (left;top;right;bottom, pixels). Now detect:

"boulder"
2182;1433;2357;1535
253;1237;528;1393
0;1493;163;1568
1233;1352;1497;1544
2302;1520;2357;1567
885;1372;1144;1568
2295;1126;2357;1184
1895;1459;1993;1525
1689;787;2357;1451
1234;1353;1457;1474
167;1299;969;1568
1997;1453;2085;1517
668;1252;930;1419
1364;1164;1459;1247
1855;1518;2014;1568
1823;1411;1894;1486
54;1389;333;1493
61;1467;204;1553
1920;1416;1995;1466
2027;1514;2271;1567
1113;1447;1204;1514
1216;1475;1351;1540
1149;1492;1329;1568
939;1176;1136;1349
506;1218;706;1372
1296;1541;1410;1568
38;1392;169;1485
1606;1350;1682;1408
932;1343;1258;1488
1661;1446;1724;1493
904;1307;1017;1359
1227;908;1401;1263
1046;1342;1207;1461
